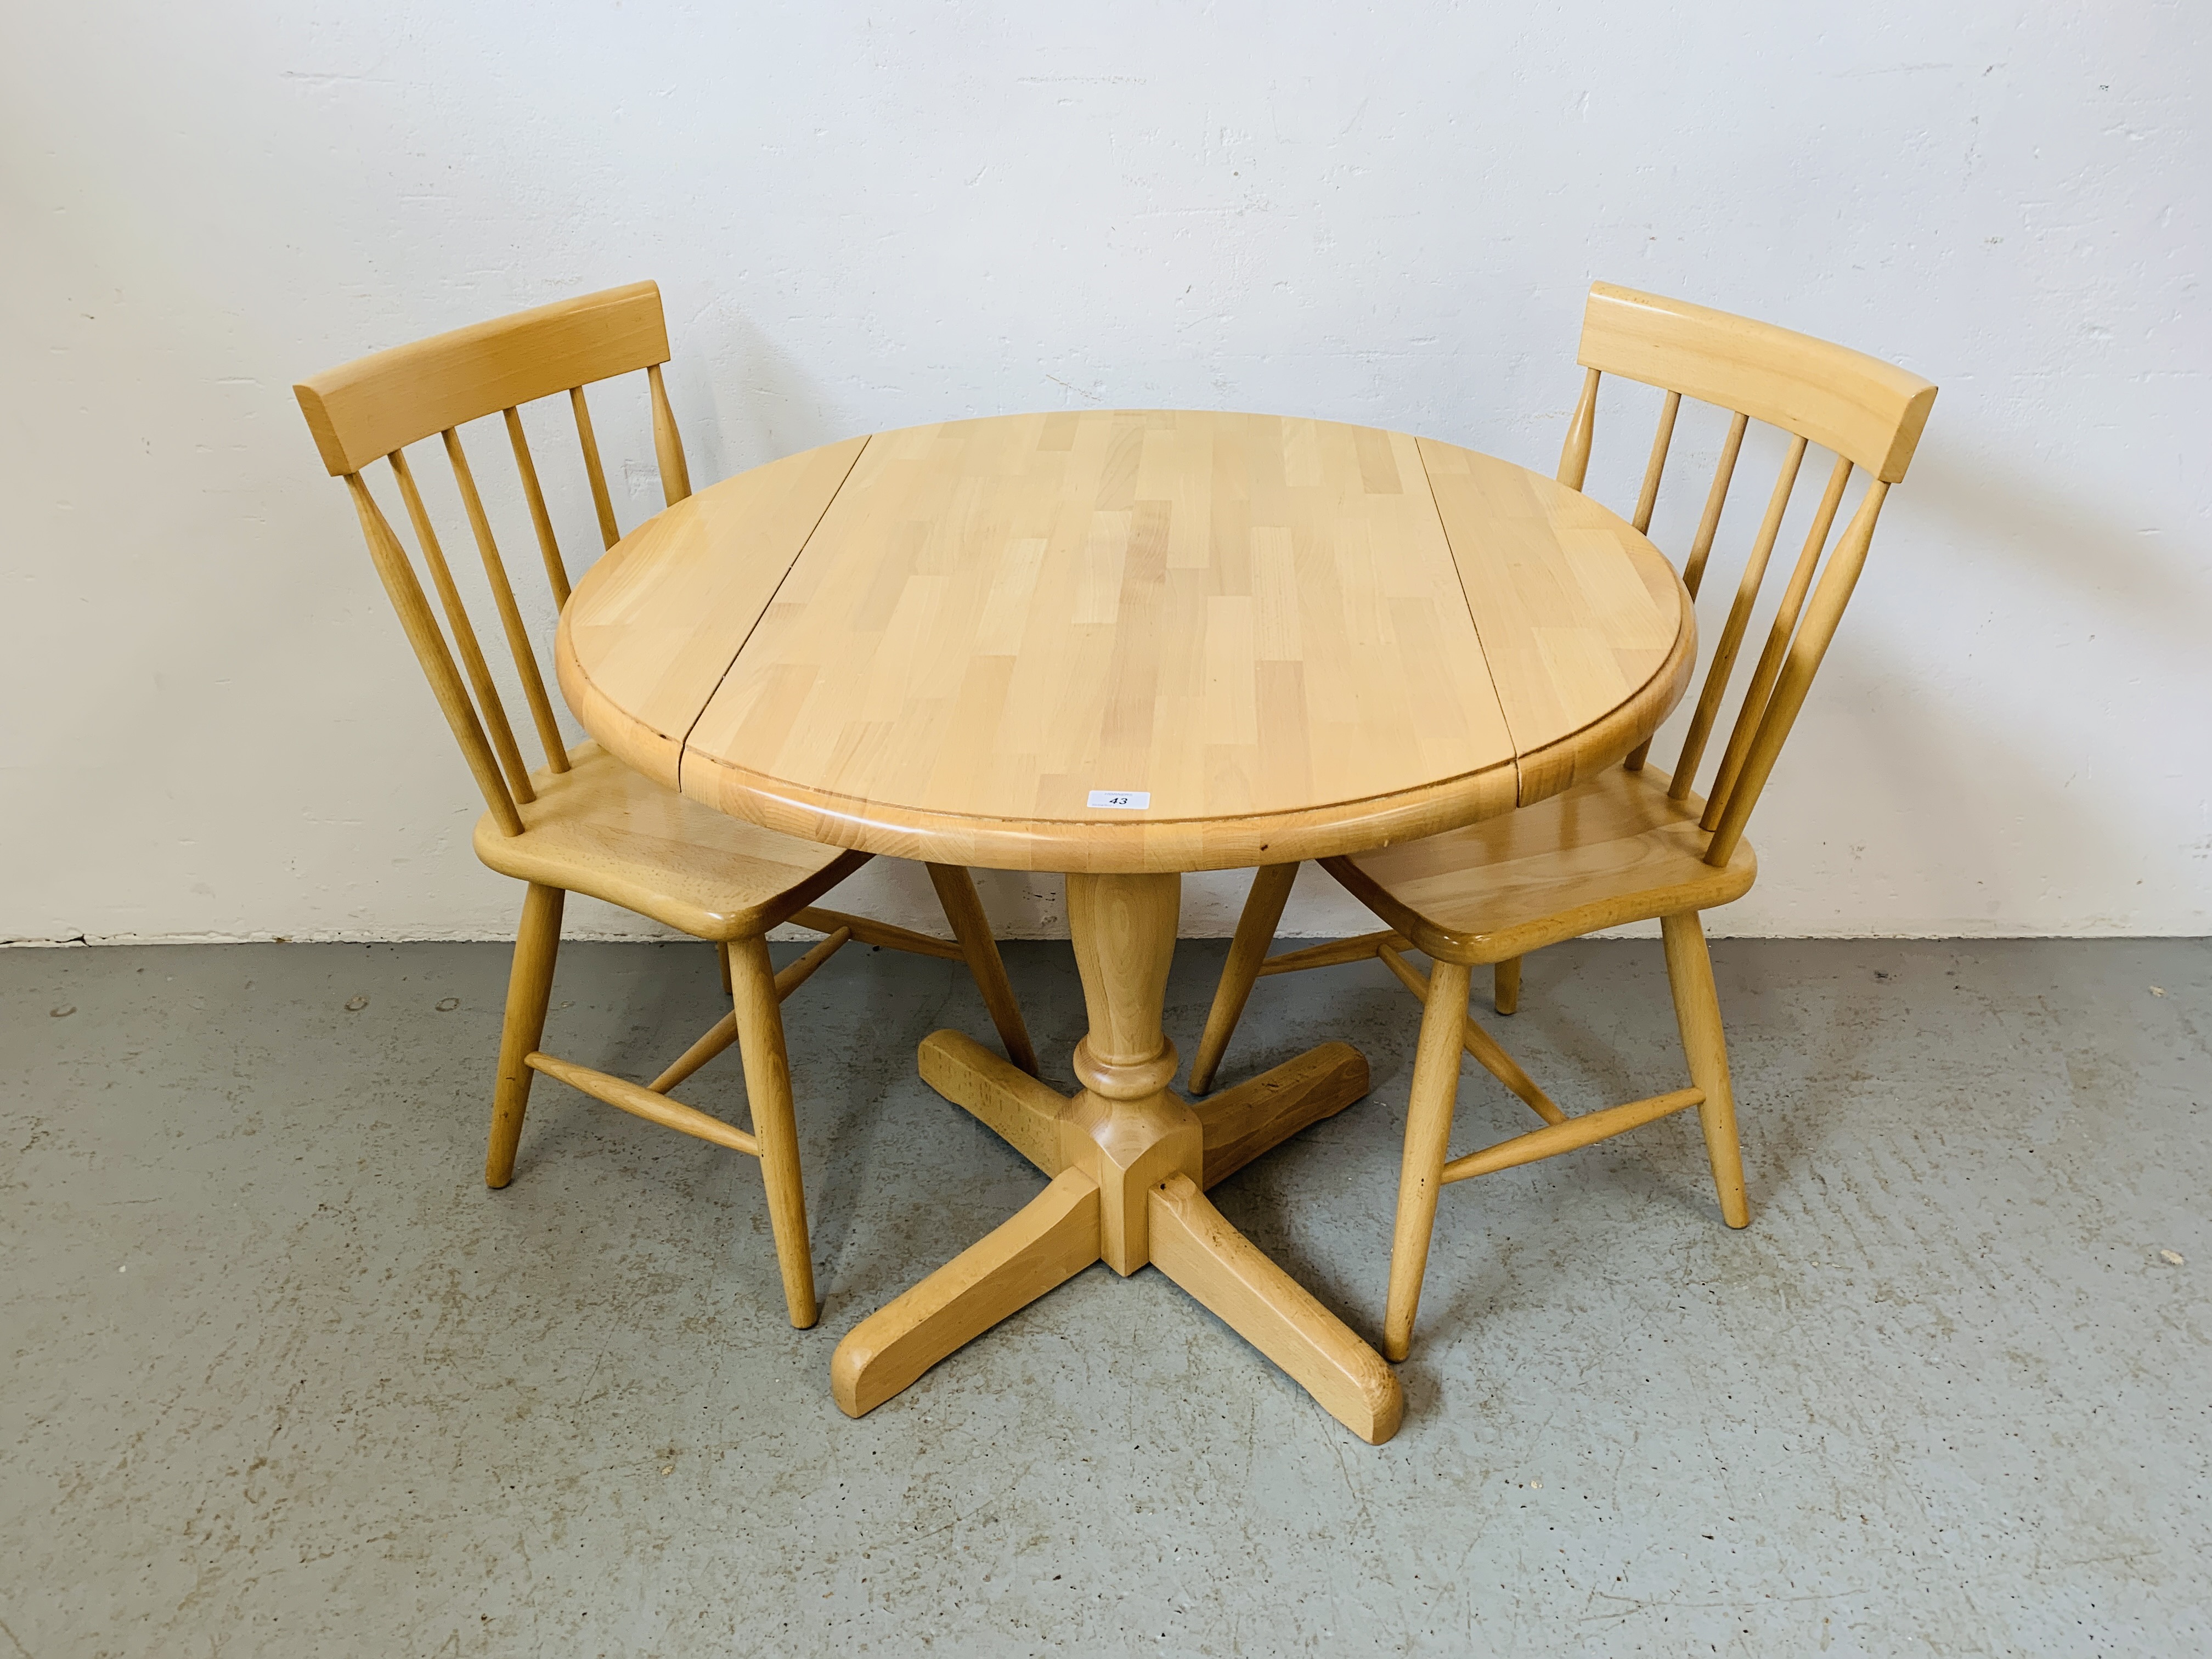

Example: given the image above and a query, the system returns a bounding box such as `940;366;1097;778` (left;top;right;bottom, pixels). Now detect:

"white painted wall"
5;2;2207;944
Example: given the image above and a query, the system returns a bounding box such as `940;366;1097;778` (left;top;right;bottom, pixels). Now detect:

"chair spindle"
444;428;572;774
345;473;524;836
1556;367;1600;490
1630;390;1681;534
1706;481;1890;867
504;407;571;609
1624;405;1750;772
386;449;535;804
1681;411;1751;599
1702;453;1853;829
1668;433;1809;799
571;385;622;550
646;364;693;506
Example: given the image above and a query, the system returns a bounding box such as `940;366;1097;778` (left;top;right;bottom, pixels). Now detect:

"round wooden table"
558;409;1692;1444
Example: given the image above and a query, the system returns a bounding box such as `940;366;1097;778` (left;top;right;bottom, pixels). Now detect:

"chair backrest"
294;282;694;836
1554;281;1937;867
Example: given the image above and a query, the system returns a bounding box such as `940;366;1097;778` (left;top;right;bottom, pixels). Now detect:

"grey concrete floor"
2;936;2207;1657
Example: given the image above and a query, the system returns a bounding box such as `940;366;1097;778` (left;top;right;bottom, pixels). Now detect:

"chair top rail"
294;281;671;476
1577;281;1936;483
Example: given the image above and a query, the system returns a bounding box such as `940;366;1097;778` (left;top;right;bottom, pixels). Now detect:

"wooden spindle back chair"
294;283;1037;1330
1554;282;1938;857
1185;282;1936;1359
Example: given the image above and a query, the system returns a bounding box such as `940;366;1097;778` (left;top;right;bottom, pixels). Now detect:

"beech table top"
557;409;1692;874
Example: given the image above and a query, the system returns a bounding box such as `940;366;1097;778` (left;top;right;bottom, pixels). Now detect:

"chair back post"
1559;281;1935;861
295;282;693;836
1555;367;1599;490
646;363;694;505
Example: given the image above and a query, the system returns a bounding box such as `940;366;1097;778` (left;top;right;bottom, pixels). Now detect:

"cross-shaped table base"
830;872;1403;1444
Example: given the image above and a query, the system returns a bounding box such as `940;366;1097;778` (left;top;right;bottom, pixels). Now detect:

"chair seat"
472;743;866;939
1321;765;1757;965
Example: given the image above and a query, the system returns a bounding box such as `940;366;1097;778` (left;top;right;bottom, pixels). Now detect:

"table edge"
653;607;1692;874
1513;557;1699;809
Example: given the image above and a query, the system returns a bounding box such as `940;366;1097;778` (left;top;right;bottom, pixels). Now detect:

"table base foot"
919;1029;1070;1175
1194;1041;1370;1187
1148;1172;1403;1445
831;1030;1398;1443
832;1168;1101;1418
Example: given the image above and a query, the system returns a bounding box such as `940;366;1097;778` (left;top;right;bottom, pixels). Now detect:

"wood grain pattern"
832;1170;1103;1418
383;450;538;804
727;933;819;1327
1324;765;1756;966
1149;1173;1403;1445
537;394;1739;1427
1192;1040;1369;1186
1061;871;1193;1273
487;883;564;1187
646;363;693;505
677;411;1520;869
571;385;622;552
1438;1088;1703;1183
926;863;1041;1075
560;410;1690;873
1702;453;1853;827
1556;367;1599;491
1492;955;1522;1016
644;927;852;1097
1579;281;1937;482
1254;930;1403;976
444;426;570;772
1704;480;1892;868
838;868;1402;1441
1668;436;1810;802
504;407;571;607
918;1029;1069;1176
554;436;870;789
1418;437;1695;807
1375;942;1564;1124
1187;861;1299;1093
295;282;671;476
787;906;963;960
524;1049;761;1157
1383;957;1471;1360
469;742;867;941
1630;390;1681;533
1662;910;1749;1226
344;472;524;835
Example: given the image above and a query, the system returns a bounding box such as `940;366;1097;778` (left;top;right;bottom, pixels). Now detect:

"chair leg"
717;940;732;995
1493;956;1521;1015
727;934;820;1327
487;883;565;1189
1661;910;1750;1228
1188;862;1299;1094
925;864;1039;1077
1383;958;1471;1362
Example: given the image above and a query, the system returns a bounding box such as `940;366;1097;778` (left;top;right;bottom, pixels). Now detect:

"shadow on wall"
677;297;844;484
1770;428;2212;935
1805;650;2101;934
1903;446;2212;654
1915;437;2211;897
